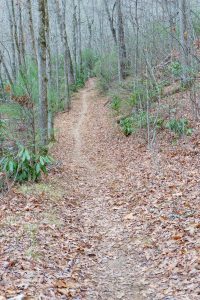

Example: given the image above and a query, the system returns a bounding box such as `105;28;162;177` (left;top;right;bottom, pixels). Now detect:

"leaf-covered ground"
0;79;199;299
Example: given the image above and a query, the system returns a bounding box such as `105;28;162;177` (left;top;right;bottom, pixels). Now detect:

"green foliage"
0;144;53;183
169;61;182;78
165;118;192;137
94;51;118;92
120;117;134;136
110;96;121;113
48;88;58;111
124;86;147;110
0;119;7;131
119;110;165;136
127;93;139;107
70;73;86;93
0;120;7;144
155;118;165;129
0;103;22;119
13;61;38;100
82;48;98;78
75;75;85;89
125;81;164;111
136;111;149;128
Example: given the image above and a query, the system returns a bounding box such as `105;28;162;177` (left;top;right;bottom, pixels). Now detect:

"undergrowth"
0;144;52;183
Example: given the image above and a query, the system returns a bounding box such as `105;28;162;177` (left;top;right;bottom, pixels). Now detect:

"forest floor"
0;79;200;299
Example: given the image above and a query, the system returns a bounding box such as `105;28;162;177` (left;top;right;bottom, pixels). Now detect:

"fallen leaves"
0;80;199;299
124;212;134;220
55;279;79;289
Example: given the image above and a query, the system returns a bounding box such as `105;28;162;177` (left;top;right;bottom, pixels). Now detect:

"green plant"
120;117;134;136
82;48;98;78
127;91;141;107
0;144;53;183
169;61;182;78
70;74;86;93
94;51;118;92
165;118;192;137
155;118;165;129
119;110;165;136
111;96;121;113
0;119;7;134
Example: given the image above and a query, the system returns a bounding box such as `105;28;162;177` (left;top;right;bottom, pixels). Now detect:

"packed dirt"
54;78;144;299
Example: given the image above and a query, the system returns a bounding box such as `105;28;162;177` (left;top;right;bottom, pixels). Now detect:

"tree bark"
179;0;190;85
38;0;48;146
18;1;27;69
46;1;55;141
72;0;77;81
117;0;127;81
103;0;117;45
54;0;75;85
27;0;38;62
6;1;17;81
77;0;83;74
10;0;22;69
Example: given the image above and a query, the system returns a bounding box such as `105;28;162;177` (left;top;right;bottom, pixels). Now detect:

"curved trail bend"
54;78;143;299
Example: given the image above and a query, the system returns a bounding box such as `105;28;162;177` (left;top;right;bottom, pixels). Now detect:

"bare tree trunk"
179;0;190;85
72;0;77;81
54;0;74;85
54;0;70;109
18;1;26;69
6;1;17;81
103;0;117;45
0;51;14;87
135;0;139;78
117;0;127;81
27;0;37;62
38;0;48;147
55;23;60;107
46;1;54;141
77;0;83;74
61;0;75;84
11;0;22;69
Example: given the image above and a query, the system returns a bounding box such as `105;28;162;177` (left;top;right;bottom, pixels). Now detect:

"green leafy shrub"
169;61;182;78
136;111;165;129
136;111;149;128
0;144;53;183
70;72;86;93
126;82;163;111
0;119;7;132
75;75;85;89
155;118;165;129
111;96;121;112
119;111;165;136
165;118;192;137
131;86;146;105
120;117;134;136
94;51;118;92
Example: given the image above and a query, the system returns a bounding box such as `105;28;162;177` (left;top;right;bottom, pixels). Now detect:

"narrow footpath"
54;78;143;299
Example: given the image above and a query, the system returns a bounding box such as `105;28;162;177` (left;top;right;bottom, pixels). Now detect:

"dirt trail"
54;79;143;299
1;79;199;299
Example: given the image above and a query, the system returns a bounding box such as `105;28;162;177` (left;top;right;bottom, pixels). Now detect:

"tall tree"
103;0;117;45
117;0;127;81
27;0;37;62
179;0;190;85
38;0;48;146
10;0;22;69
72;0;78;81
54;0;75;85
6;1;17;81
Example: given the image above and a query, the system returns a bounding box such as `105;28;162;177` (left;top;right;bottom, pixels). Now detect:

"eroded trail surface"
54;79;143;299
